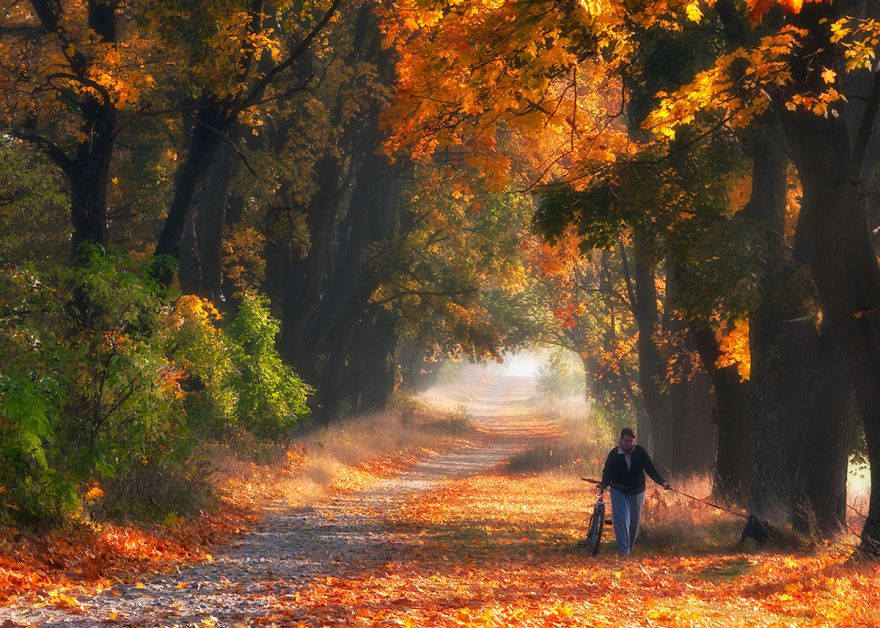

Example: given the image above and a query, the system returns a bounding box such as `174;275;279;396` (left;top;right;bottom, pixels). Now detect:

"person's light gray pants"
609;488;645;555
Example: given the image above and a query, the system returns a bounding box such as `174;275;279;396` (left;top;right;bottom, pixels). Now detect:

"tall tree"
0;0;124;259
648;0;874;550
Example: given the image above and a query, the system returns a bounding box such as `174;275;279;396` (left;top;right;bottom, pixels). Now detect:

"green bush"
167;292;313;444
0;249;312;526
226;294;312;440
0;252;186;524
165;294;236;438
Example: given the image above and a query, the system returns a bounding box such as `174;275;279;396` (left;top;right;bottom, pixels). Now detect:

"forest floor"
1;371;879;627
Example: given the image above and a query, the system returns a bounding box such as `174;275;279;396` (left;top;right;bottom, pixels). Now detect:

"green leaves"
534;180;627;253
2;380;54;471
226;293;312;439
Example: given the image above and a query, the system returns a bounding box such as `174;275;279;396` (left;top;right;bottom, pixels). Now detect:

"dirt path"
1;374;555;627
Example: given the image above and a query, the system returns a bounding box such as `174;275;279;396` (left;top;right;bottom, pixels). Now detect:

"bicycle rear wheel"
586;502;605;556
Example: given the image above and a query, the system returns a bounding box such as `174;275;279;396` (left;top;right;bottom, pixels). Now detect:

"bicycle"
577;478;626;556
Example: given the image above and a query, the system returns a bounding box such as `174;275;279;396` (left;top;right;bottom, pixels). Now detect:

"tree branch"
243;0;343;106
371;287;478;307
7;128;73;174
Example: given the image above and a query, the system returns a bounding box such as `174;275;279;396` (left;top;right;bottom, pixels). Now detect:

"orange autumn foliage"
716;319;751;380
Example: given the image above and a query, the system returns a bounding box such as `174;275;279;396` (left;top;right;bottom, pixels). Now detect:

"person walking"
600;427;670;555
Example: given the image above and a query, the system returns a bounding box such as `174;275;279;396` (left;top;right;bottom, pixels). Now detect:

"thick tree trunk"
399;341;439;392
669;349;717;476
750;317;816;519
68;111;115;260
152;97;229;287
776;5;880;549
306;143;406;422
631;247;673;468
690;324;751;502
179;136;238;301
741;125;799;519
26;0;118;261
665;266;716;476
348;309;398;413
582;354;601;405
784;108;880;551
278;153;344;366
792;322;857;535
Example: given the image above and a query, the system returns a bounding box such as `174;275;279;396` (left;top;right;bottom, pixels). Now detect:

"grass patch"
692;556;756;581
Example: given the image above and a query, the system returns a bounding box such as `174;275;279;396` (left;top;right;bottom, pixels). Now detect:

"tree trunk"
740;123;799;519
776;4;880;551
690;324;751;502
791;322;857;535
783;107;880;551
399;341;439;392
665;266;717;476
669;346;717;476
179;135;238;302
750;317;816;519
152;97;230;287
25;0;118;262
68;108;115;260
278;152;345;367
631;243;673;468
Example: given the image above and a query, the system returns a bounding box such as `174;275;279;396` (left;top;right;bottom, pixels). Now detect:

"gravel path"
1;441;521;627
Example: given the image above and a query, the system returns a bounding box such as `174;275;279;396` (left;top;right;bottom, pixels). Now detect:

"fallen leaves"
259;443;880;627
3;409;878;626
0;406;478;610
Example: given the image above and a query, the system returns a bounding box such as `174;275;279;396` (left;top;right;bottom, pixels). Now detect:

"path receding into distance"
2;371;566;627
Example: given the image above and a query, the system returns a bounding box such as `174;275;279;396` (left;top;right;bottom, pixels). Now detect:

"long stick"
666;487;749;520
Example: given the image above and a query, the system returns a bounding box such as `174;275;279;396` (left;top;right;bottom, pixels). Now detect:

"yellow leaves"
381;0;631;180
222;226;266;298
716;319;750;380
45;588;85;613
86;39;158;108
830;17;880;71
785;87;845;117
578;0;606;17
168;294;222;333
646;27;806;138
821;67;836;83
685;1;702;23
246;30;282;63
84;484;105;500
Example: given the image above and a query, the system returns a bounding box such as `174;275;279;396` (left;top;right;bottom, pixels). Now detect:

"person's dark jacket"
601;444;666;495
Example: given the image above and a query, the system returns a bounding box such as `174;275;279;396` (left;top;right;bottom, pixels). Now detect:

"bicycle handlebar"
580;478;630;491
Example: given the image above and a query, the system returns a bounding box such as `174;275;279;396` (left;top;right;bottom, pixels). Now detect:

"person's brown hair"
620;427;636;440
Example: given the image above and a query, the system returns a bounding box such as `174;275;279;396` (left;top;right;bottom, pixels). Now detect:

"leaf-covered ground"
2;373;878;627
289;471;876;627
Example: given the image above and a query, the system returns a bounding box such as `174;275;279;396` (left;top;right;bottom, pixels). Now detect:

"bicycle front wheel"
586;503;605;556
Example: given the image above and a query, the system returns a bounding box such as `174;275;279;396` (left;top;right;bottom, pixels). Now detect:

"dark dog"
739;514;772;546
